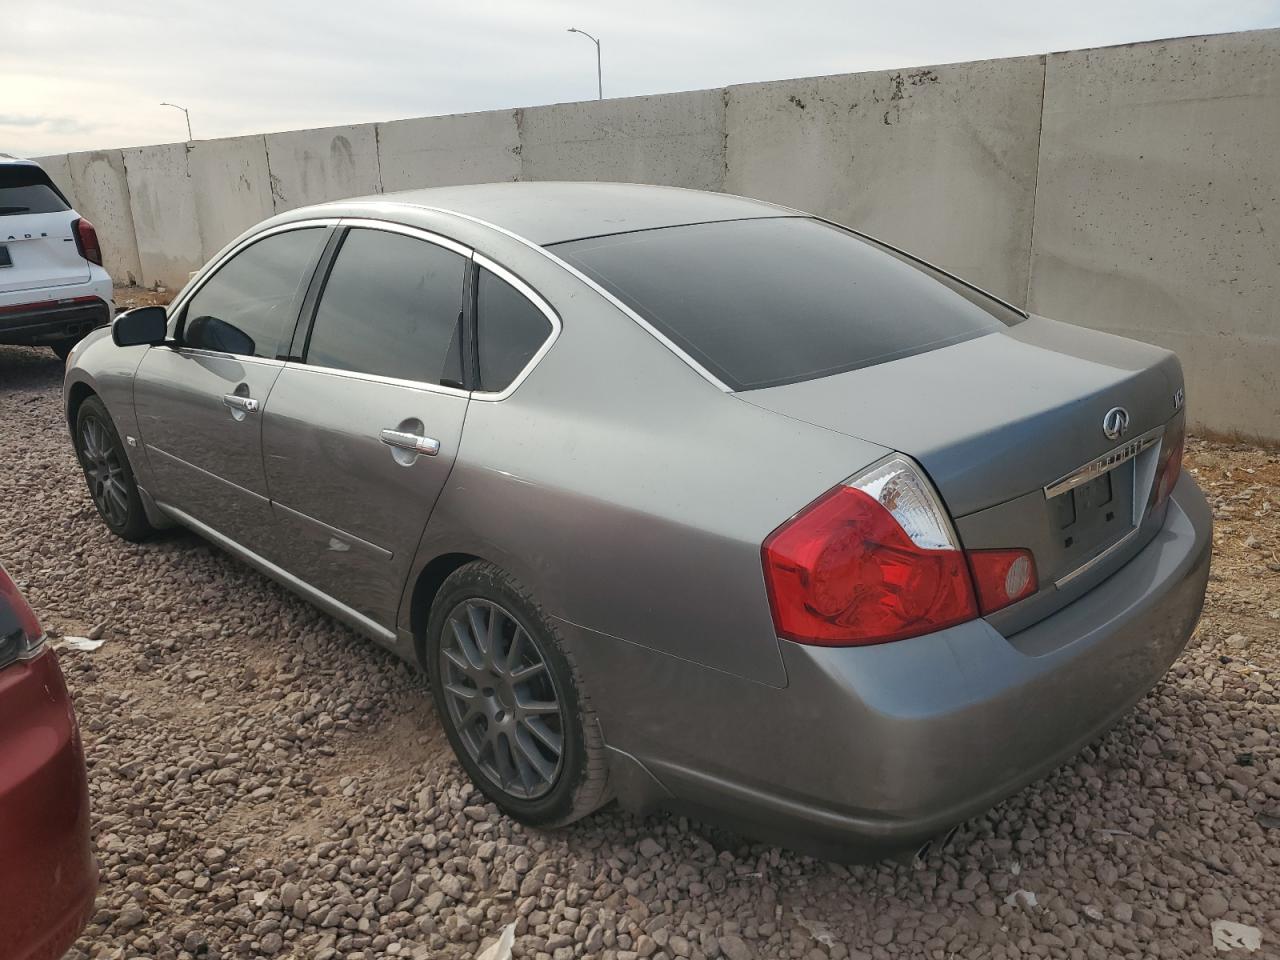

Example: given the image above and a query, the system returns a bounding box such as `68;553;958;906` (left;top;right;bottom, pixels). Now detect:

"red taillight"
1154;422;1186;506
967;549;1038;615
0;565;45;667
762;458;978;646
73;217;103;266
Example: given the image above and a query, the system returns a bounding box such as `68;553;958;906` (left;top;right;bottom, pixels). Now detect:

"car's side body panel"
262;367;470;627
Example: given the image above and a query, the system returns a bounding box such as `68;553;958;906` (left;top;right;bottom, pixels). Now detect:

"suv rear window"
0;165;70;216
551;217;1021;391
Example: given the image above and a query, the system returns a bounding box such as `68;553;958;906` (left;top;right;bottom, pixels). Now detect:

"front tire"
427;562;609;827
74;396;154;542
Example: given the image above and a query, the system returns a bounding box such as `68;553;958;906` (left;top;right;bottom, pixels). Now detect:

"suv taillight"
762;456;979;646
73;217;103;266
0;565;45;669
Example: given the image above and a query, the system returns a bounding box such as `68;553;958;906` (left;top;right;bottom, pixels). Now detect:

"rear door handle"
379;429;440;457
222;394;259;413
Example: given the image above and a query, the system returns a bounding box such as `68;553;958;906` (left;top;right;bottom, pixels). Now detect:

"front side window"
182;227;326;359
0;165;69;216
304;228;466;386
475;268;554;392
551;217;1021;391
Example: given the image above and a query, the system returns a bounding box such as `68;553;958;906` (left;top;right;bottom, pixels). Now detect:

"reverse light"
762;456;978;646
73;217;103;266
967;549;1038;615
0;565;46;669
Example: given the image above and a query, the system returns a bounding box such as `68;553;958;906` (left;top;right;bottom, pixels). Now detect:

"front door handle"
222;394;259;414
379;429;440;457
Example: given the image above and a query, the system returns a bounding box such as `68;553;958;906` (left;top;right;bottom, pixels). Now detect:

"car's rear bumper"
0;273;114;346
570;471;1211;861
0;648;97;959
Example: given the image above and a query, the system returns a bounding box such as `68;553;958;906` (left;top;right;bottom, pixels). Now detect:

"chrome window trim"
169;346;287;368
166;218;341;331
279;360;472;399
471;252;563;402
336;217;473;258
359;200;734;393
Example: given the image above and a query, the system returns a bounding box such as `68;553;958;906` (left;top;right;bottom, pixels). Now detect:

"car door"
133;225;330;552
260;223;471;629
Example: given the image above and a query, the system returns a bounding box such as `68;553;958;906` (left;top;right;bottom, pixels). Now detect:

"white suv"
1;155;114;359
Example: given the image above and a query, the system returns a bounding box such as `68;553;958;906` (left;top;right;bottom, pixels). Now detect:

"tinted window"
0;165;70;216
183;227;326;358
305;229;466;385
552;217;1019;391
476;268;554;391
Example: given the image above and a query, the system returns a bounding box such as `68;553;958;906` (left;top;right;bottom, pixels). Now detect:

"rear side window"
304;228;466;386
0;165;70;216
552;217;1020;391
183;227;327;359
475;268;554;392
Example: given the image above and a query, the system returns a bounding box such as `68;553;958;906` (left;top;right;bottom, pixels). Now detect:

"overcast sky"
5;0;1278;157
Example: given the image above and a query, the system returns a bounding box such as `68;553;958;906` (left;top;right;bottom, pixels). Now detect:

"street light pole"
566;28;602;100
160;102;193;141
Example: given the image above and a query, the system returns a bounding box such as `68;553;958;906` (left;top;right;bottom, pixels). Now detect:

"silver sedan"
63;182;1211;860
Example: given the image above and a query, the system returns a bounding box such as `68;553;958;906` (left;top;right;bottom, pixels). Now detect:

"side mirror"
111;306;169;347
185;315;256;356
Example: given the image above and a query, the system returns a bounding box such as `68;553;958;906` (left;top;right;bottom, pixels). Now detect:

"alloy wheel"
439;599;565;800
79;415;129;528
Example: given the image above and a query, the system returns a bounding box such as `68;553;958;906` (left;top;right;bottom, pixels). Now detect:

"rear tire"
50;338;79;361
74;396;154;542
427;561;610;827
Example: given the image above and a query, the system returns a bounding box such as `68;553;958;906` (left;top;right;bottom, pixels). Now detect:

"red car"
0;564;96;959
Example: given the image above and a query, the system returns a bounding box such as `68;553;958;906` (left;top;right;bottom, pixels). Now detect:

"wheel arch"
408;551;485;670
65;379;97;431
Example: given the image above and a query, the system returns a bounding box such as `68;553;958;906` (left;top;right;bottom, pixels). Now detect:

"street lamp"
160;102;193;141
566;27;602;100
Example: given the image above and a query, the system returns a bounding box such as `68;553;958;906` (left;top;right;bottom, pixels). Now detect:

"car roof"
0;154;41;167
321;181;799;246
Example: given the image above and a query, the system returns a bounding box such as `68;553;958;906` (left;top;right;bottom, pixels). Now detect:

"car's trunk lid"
738;316;1186;634
1;164;89;295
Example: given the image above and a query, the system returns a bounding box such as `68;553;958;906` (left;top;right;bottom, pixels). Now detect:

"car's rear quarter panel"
395;217;890;687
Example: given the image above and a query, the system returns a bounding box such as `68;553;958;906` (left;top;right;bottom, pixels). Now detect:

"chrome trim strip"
279;361;472;398
154;501;397;644
471;252;563;402
1054;525;1145;588
168;346;286;367
336;217;473;257
271;500;393;562
359;200;733;393
1043;427;1163;500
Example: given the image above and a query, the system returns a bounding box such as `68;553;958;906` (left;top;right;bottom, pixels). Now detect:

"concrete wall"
66;151;143;286
263;124;382;213
188;136;275;261
378;110;521;191
121;142;202;291
726;57;1045;304
1029;30;1280;441
520;89;726;190
28;28;1280;438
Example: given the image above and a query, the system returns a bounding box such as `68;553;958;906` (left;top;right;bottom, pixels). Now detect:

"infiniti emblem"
1102;406;1130;441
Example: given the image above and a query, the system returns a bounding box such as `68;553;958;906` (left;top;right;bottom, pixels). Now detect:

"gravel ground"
2;342;1278;960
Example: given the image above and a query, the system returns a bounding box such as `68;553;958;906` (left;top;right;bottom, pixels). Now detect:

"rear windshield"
551;217;1022;391
0;165;70;216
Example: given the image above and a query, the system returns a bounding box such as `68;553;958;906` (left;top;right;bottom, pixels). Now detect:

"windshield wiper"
0;206;32;214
